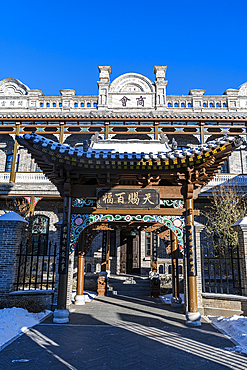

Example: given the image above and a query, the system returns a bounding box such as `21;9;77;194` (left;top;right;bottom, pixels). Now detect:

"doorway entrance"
120;230;140;274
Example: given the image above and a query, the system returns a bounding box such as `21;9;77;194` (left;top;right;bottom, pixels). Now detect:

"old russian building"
0;66;246;324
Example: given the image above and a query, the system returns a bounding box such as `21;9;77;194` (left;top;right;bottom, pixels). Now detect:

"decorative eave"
1;111;247;120
16;133;244;197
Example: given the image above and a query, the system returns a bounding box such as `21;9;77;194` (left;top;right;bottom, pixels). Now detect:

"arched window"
167;103;172;108
187;103;192;108
159;265;164;274
86;263;92;273
178;265;182;275
5;153;20;172
221;160;229;173
145;232;151;256
31;215;49;255
203;103;207;108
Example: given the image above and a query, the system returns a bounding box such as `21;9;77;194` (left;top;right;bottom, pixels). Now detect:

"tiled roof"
18;132;243;162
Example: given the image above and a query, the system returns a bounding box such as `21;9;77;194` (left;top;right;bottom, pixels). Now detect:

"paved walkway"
1;295;247;370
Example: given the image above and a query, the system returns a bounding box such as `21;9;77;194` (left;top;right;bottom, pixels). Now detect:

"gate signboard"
97;188;160;209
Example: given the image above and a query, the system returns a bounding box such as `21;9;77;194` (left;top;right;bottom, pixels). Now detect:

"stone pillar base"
74;294;86;305
171;296;183;307
53;309;69;324
185;311;201;327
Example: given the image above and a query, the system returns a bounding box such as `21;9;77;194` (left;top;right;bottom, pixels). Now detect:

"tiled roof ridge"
18;132;244;162
2;112;247;119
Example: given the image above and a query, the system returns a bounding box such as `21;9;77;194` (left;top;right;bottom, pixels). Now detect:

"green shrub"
0;296;46;313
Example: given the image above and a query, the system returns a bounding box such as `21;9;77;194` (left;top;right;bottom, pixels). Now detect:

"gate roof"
17;133;244;198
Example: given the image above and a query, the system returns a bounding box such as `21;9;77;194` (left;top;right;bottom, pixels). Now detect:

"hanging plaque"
97;188;160;209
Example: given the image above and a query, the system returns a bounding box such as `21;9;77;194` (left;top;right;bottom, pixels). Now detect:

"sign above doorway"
96;188;160;209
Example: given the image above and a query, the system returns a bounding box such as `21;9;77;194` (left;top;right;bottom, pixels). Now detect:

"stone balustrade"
0;172;51;183
202;174;247;191
1;172;246;190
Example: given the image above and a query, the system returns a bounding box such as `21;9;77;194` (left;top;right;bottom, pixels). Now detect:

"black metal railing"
15;240;57;291
201;243;243;295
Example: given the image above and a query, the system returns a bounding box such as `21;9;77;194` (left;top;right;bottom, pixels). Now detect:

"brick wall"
0;220;27;296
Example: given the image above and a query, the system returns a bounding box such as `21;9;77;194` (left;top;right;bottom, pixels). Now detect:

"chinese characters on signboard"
119;96;146;107
59;224;69;274
152;232;158;261
97;188;160;209
186;225;197;276
102;230;107;264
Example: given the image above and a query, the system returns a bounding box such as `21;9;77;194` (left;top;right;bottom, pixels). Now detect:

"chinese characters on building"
152;232;158;261
186;225;197;276
119;96;146;107
59;224;69;274
101;230;107;264
97;188;160;209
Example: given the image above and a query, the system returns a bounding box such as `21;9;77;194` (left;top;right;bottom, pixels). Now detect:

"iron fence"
15;240;57;291
201;243;243;295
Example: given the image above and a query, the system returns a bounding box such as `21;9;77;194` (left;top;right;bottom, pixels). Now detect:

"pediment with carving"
108;73;155;109
109;73;154;94
238;82;247;96
0;78;30;96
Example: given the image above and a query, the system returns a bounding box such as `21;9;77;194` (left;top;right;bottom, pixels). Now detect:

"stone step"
108;290;150;297
107;276;150;297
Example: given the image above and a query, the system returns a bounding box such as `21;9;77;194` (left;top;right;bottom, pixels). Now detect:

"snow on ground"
0;307;51;349
161;294;247;354
208;315;247;355
160;293;184;304
0;290;97;350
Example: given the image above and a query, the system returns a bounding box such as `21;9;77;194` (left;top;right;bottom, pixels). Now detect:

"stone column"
153;66;167;109
0;212;28;296
9;122;20;183
97;66;111;109
232;217;247;296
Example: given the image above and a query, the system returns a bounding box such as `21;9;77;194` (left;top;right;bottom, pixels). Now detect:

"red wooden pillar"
185;185;201;326
75;232;85;305
170;231;182;307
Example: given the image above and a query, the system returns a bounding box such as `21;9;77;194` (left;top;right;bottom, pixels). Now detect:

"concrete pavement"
0;295;247;369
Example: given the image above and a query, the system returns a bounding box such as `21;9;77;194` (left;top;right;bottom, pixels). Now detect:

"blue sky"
0;0;246;96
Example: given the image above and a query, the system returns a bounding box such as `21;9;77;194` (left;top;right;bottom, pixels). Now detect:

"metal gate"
15;240;57;291
201;243;243;295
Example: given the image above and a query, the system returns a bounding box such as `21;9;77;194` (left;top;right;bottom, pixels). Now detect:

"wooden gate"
120;231;140;274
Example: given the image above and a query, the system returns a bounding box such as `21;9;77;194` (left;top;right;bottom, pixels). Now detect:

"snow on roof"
232;217;247;227
0;212;28;223
90;139;171;154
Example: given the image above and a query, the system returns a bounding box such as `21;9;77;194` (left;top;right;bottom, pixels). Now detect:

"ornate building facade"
0;66;246;306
